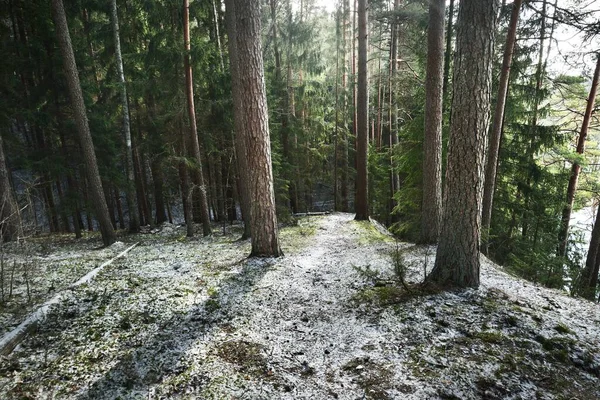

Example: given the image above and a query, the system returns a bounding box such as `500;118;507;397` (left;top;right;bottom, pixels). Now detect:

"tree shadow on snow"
75;257;276;399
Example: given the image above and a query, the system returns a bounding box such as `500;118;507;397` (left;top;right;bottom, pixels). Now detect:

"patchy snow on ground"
0;213;599;399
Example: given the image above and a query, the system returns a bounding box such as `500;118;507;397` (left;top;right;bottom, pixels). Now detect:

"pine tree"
354;0;369;221
224;0;252;239
557;54;600;257
428;0;498;288
481;0;523;254
111;0;140;233
183;0;212;237
421;0;445;243
233;0;282;257
51;0;116;247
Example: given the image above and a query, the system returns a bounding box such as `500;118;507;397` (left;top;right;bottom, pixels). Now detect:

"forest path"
0;213;599;399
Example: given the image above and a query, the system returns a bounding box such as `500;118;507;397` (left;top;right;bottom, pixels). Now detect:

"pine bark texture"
557;55;600;257
184;0;212;236
429;0;497;288
224;0;252;240
354;0;369;221
421;0;445;243
233;0;281;257
111;0;140;233
51;0;116;246
482;0;522;252
0;135;22;242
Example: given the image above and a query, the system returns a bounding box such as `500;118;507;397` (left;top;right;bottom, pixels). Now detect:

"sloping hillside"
0;213;599;399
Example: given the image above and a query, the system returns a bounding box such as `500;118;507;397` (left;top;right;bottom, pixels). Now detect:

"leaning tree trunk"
428;0;497;289
354;0;369;221
557;54;600;257
51;0;116;246
481;0;522;254
111;0;140;233
184;0;212;236
421;0;445;244
224;0;252;240
0;135;22;242
233;0;281;257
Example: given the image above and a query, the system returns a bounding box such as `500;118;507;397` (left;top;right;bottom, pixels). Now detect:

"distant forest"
0;0;599;298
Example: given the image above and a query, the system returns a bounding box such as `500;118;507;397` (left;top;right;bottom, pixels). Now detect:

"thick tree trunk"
233;0;282;257
428;0;497;289
0;135;22;242
481;0;522;254
111;0;140;233
51;0;116;246
184;0;212;236
178;117;194;237
354;0;369;221
557;55;600;257
225;0;252;239
421;0;445;244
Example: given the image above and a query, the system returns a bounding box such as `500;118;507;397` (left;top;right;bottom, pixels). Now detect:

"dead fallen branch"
0;242;138;356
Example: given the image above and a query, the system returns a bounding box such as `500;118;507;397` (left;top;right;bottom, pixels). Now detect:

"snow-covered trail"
1;213;599;399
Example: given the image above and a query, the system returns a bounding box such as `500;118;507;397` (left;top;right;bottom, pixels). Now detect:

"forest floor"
0;213;599;399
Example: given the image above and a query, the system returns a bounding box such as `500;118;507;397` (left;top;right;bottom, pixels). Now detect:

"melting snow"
0;214;598;399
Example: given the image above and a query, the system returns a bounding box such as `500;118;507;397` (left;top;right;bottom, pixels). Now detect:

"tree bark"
421;0;445;244
388;0;400;223
0;135;22;242
428;0;498;288
557;54;600;257
232;0;282;257
481;0;522;253
225;0;252;239
354;0;369;221
184;0;212;236
51;0;116;246
111;0;140;233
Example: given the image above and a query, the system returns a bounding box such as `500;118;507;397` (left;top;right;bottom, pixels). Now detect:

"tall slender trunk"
225;0;252;239
354;0;369;221
111;0;140;233
334;5;341;211
557;55;600;257
421;0;446;244
184;0;212;236
51;0;116;246
114;185;125;229
212;0;225;72
232;0;281;257
341;0;350;212
442;0;455;108
179;117;194;237
522;0;551;238
150;158;168;224
388;0;400;221
481;0;522;253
